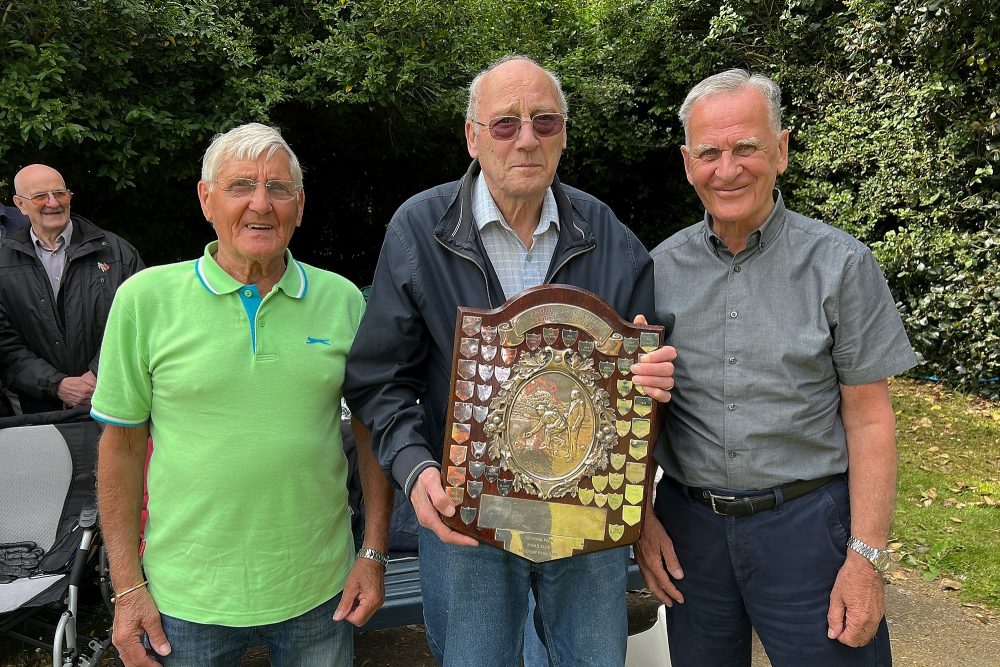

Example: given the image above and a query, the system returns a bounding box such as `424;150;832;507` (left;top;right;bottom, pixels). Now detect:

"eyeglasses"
13;190;73;207
213;178;301;201
690;145;762;162
473;113;566;141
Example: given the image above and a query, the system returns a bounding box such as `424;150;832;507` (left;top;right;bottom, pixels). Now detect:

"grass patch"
890;378;1000;608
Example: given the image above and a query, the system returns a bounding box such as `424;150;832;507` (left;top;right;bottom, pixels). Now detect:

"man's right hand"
410;467;478;547
112;589;171;667
56;372;96;406
635;512;686;607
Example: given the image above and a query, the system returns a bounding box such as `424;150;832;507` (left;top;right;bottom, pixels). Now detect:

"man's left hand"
57;370;97;407
332;556;385;627
630;315;676;403
826;554;885;647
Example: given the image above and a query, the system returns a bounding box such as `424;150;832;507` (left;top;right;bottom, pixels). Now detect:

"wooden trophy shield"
440;284;663;562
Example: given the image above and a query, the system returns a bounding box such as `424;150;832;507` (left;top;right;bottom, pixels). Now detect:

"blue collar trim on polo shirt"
193;241;308;298
192;241;308;355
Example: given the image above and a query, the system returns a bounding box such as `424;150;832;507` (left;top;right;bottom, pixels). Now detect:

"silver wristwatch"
847;536;890;574
356;546;389;569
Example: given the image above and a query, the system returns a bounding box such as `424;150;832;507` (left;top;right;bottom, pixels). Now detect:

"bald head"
14;164;65;196
13;164;72;239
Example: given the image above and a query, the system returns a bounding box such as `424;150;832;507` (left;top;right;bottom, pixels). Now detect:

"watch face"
873;551;891;573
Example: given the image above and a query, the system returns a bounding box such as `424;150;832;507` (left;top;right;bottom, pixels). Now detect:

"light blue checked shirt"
472;171;560;299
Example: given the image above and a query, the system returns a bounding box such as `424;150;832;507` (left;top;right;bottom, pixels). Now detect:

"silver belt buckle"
703;490;736;515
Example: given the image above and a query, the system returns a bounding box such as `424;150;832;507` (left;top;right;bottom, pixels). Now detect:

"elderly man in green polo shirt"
92;123;392;667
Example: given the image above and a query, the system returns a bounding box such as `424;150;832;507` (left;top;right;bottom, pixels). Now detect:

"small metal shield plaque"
458;359;477;380
460;337;480;358
634;396;653;416
450;444;468;466
452;423;470;444
447;466;466;487
440;285;663;561
461;506;477;524
455;380;474;401
625;484;644;505
454;402;473;422
609;472;624;490
462;316;482;337
473;405;489;423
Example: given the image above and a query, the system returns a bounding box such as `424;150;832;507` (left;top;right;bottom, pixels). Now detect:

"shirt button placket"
724;274;741;473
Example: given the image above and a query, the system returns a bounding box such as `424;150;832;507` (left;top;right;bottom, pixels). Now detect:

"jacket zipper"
546;244;594;284
434;235;494;308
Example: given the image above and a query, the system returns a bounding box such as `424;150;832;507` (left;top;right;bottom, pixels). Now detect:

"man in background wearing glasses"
345;56;677;666
0;163;143;414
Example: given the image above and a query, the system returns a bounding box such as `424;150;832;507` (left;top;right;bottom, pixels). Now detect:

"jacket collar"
5;214;106;257
434;160;594;260
194;241;308;299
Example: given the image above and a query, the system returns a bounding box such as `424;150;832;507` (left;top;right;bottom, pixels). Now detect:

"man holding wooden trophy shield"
345;56;676;667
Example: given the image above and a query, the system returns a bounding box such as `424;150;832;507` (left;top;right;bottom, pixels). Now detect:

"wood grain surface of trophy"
439;285;663;562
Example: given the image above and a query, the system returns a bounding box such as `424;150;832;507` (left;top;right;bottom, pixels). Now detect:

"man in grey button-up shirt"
637;70;916;666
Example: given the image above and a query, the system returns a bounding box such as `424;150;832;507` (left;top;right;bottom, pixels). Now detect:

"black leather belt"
686;475;839;517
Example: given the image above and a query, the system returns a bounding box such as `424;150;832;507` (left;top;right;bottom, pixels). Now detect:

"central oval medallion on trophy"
508;370;595;481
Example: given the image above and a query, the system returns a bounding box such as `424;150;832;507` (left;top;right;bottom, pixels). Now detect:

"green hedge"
875;226;1000;399
2;0;998;399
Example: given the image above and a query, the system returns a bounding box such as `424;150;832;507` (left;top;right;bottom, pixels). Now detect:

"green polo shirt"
92;242;364;626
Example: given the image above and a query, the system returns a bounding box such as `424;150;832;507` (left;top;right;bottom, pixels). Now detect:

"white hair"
678;69;782;143
200;122;303;185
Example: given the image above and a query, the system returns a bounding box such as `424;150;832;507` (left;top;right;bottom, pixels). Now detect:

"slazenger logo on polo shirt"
306;337;331;346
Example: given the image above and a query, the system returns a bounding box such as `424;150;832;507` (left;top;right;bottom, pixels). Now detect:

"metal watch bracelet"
356;546;389;569
847;536;891;574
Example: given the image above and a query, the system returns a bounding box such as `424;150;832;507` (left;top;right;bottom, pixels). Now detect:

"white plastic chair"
625;603;671;667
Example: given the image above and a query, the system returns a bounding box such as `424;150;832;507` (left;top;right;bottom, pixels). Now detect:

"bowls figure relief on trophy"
485;346;616;498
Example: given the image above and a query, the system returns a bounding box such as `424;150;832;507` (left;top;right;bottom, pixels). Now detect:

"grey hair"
200;122;303;186
678;69;782;143
465;55;569;129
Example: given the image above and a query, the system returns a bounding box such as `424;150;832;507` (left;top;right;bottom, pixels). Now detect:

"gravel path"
244;569;1000;666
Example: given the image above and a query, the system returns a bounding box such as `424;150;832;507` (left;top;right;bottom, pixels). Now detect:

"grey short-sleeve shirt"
651;191;916;490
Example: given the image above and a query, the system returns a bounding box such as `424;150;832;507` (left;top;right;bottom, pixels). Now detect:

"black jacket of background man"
0;214;144;413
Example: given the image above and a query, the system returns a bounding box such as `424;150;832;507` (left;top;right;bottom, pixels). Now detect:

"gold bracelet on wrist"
111;579;149;603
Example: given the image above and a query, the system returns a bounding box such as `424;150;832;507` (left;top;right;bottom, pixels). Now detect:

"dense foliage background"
1;0;997;395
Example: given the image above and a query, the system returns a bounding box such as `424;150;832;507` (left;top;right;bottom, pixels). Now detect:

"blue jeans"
522;591;549;667
419;526;629;667
153;595;353;666
655;475;891;667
